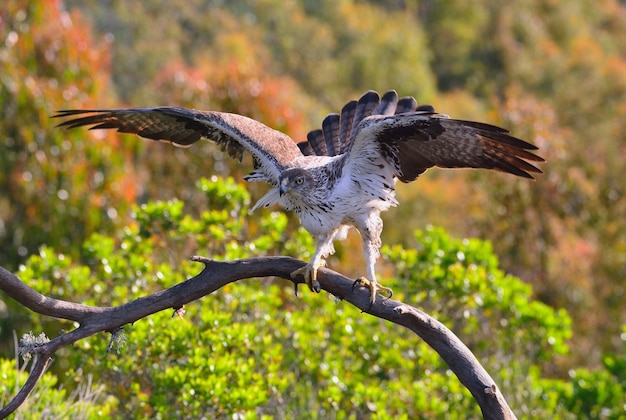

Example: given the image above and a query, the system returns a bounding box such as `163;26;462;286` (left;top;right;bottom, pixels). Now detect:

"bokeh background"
1;1;625;417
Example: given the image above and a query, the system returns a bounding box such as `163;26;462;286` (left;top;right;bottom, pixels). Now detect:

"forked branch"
0;258;516;419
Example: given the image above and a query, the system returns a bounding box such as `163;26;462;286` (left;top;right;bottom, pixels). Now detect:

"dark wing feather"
349;113;544;182
374;90;399;115
396;96;419;114
54;107;303;182
322;113;341;155
303;128;327;156
301;90;425;157
345;91;382;152
297;138;315;155
337;100;357;154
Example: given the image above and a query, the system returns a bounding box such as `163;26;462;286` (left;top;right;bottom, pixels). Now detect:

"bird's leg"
291;233;334;294
354;250;393;304
354;214;393;304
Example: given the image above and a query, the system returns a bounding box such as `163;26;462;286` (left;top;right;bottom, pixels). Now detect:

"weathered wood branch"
0;257;516;419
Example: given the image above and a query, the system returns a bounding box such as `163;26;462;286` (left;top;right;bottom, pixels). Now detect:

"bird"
54;90;544;304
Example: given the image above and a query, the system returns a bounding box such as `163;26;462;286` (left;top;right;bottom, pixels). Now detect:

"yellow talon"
291;262;322;293
353;277;393;304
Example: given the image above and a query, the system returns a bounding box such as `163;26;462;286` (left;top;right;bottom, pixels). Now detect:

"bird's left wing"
298;90;419;157
346;112;544;182
54;107;303;183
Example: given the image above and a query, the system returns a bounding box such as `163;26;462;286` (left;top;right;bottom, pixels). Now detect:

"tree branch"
0;257;516;419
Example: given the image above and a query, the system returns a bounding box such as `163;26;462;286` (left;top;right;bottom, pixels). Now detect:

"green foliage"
384;227;572;361
554;326;626;418
0;357;117;418
383;227;576;417
2;177;621;417
561;368;626;419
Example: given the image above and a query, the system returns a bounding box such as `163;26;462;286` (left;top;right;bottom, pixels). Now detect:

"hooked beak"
279;180;287;197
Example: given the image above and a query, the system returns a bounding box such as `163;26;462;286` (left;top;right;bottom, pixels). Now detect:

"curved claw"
291;263;321;293
353;277;393;304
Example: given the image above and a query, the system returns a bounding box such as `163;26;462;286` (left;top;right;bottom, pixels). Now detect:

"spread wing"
347;107;544;182
298;90;543;182
298;90;422;157
54;107;303;184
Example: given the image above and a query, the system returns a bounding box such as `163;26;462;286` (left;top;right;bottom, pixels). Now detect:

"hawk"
55;90;543;303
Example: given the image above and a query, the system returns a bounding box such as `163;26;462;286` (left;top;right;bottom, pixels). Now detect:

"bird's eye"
295;177;304;185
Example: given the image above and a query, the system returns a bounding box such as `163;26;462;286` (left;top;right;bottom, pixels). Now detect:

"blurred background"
1;0;625;416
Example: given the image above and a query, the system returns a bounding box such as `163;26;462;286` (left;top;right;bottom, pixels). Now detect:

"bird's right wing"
55;107;303;184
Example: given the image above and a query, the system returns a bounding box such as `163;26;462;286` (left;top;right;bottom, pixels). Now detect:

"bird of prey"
55;90;543;303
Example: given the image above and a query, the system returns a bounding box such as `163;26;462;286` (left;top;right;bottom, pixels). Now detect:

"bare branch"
0;354;51;418
0;257;516;419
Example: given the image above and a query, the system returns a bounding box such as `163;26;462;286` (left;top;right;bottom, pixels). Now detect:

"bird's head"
278;168;315;199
